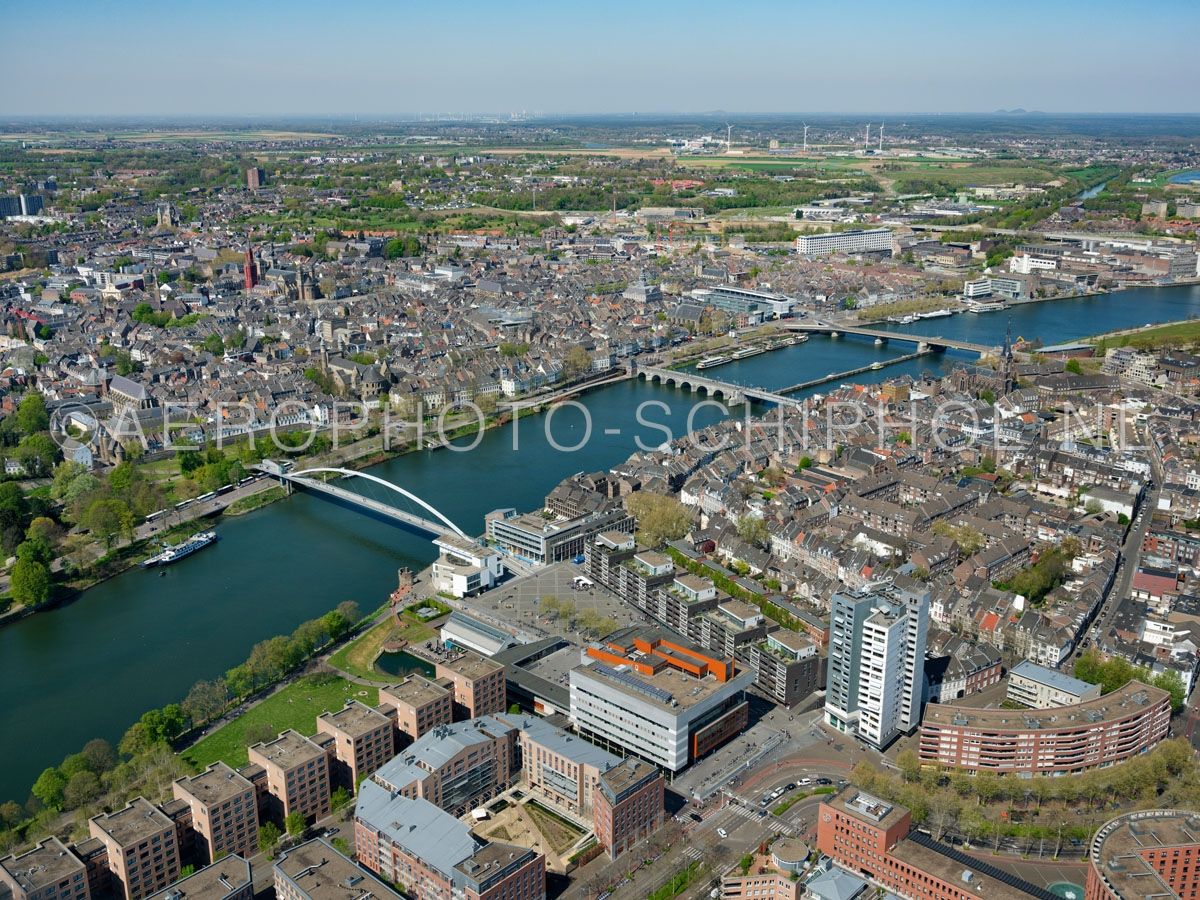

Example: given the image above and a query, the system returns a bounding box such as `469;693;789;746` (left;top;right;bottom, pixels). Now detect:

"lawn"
181;674;378;770
327;613;439;680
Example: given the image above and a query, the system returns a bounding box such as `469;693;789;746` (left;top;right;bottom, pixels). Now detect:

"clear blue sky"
2;0;1198;116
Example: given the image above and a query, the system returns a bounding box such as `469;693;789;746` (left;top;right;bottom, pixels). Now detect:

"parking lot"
459;559;648;646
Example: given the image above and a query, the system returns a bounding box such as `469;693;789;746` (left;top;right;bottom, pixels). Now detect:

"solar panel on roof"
592;663;675;704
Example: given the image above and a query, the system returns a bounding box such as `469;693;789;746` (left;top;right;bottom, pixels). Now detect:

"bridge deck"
783;321;991;354
283;473;447;536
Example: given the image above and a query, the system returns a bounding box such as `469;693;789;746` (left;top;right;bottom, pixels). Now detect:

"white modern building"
1006;661;1102;709
568;629;754;772
430;533;502;598
795;228;892;258
825;585;929;750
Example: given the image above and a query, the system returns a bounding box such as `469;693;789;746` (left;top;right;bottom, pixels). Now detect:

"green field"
181;674;378;770
1093;318;1200;351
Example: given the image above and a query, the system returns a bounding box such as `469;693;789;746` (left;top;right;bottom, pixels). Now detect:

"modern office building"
435;651;507;719
592;758;665;860
274;839;394;900
1086;809;1200;900
0;838;90;900
440;611;517;657
379;675;453;742
1006;660;1102;709
246;730;331;823
315;700;395;790
817;788;1046;900
146;857;252;900
486;507;633;566
919;680;1171;775
431;533;503;598
88;799;182;900
795;228;892;257
371;717;517;818
354;783;546;900
825;586;928;750
569;627;753;772
171;763;259;864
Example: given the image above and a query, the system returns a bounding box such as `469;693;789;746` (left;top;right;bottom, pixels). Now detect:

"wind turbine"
878;121;884;152
864;123;871;150
803;123;809;153
725;122;733;152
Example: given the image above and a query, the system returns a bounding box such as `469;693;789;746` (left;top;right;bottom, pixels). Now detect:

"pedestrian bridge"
257;464;466;537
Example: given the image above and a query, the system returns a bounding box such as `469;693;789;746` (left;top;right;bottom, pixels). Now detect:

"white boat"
964;298;1006;313
696;354;732;370
917;308;953;319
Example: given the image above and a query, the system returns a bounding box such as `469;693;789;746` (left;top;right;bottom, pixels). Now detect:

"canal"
1;283;1199;802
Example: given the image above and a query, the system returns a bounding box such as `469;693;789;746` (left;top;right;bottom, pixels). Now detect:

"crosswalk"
683;846;703;862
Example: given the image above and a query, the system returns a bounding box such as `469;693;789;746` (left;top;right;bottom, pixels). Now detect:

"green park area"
1092;318;1200;352
182;674;378;770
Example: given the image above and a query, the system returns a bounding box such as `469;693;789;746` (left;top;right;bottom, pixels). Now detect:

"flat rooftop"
890;835;1049;900
923;680;1169;732
599;757;659;801
249;729;326;771
146;856;251;900
573;658;743;712
829;789;905;828
91;798;172;847
1;838;84;893
317;700;390;737
274;839;394;900
438;651;504;680
1089;809;1200;900
381;675;449;708
1009;660;1096;695
174;762;253;807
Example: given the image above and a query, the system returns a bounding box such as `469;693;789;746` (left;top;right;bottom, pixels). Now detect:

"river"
2;283;1200;802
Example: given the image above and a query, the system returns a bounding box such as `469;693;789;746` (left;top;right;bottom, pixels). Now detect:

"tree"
182;679;231;725
625;492;693;547
16;393;49;435
897;749;921;783
81;738;117;773
1065;358;1083;375
285;811;307;837
31;767;67;809
15;433;58;476
81;498;133;548
736;514;769;548
11;556;50;607
562;345;592;379
258;822;282;855
330;787;352;811
63;771;101;809
1084;498;1103;515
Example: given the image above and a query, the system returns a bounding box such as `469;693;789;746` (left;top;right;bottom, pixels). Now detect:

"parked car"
717;828;729;839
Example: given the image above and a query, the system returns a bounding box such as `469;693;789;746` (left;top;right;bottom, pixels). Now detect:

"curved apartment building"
919;680;1170;775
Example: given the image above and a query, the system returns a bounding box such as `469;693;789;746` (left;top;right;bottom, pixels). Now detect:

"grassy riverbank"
1090;318;1200;351
182;673;378;770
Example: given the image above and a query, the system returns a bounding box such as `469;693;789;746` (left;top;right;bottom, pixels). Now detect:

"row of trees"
868;738;1198;848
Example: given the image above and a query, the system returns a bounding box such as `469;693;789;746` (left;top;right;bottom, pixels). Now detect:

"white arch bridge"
255;464;466;537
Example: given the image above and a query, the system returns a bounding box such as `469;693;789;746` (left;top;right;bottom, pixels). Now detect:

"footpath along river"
1;283;1199;803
